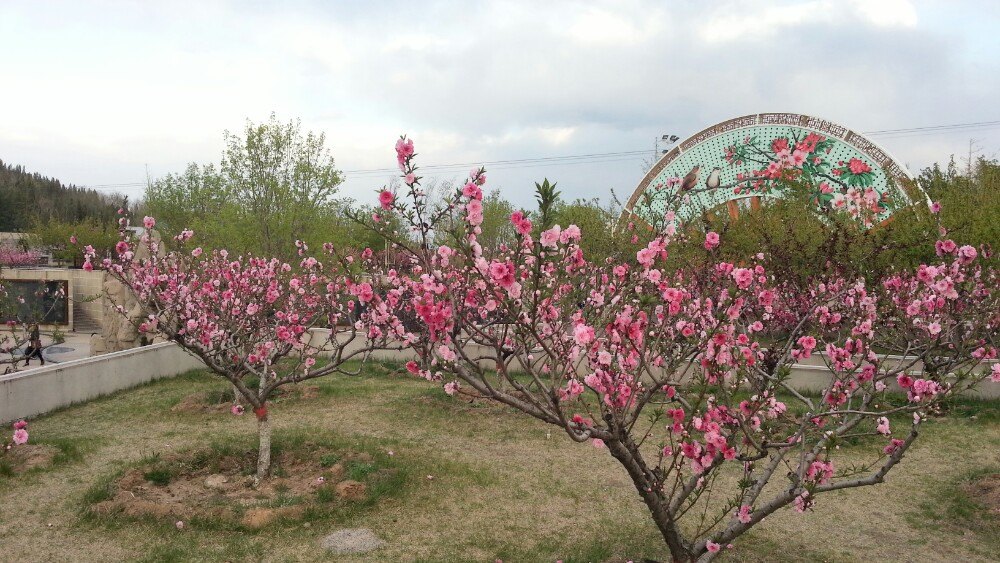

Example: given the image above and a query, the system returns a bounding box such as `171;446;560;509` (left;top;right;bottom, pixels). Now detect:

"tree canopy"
144;114;383;259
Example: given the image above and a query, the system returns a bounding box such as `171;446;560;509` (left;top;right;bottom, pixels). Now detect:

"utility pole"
647;134;680;172
966;138;981;178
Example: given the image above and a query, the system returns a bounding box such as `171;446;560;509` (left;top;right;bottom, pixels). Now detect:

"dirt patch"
170;392;231;414
89;447;388;528
297;385;321;400
962;473;1000;515
335;480;367;501
0;444;59;474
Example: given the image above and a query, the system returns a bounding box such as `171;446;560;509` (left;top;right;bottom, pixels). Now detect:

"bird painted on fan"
680;166;700;191
704;167;721;190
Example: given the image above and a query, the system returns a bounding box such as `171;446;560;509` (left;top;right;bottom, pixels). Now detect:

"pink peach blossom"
379;190;395;210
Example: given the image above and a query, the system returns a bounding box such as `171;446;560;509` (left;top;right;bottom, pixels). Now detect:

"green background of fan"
629;113;916;224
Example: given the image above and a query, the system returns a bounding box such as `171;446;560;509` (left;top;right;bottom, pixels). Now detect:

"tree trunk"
605;437;692;562
254;412;271;487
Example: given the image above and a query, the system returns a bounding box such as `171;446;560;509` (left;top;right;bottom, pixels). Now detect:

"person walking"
23;323;44;366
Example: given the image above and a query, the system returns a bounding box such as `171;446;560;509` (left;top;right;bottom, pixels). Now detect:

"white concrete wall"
0;341;205;424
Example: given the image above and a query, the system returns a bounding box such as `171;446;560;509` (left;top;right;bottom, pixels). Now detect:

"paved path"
5;331;92;371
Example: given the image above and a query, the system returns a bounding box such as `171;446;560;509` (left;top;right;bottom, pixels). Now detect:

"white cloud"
849;0;918;27
697;1;829;43
697;0;918;43
565;7;665;45
536;126;577;146
0;0;994;209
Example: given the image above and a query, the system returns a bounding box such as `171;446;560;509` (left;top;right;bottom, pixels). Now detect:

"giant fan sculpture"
623;113;927;228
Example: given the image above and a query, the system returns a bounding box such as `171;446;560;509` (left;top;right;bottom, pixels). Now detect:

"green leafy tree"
220;114;343;257
143;163;229;246
477;191;518;250
533;178;560;231
915;156;1000;262
28;217;120;266
663;162;999;287
553;197;629;262
145;114;360;258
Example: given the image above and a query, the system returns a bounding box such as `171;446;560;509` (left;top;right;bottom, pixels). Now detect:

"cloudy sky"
1;0;998;208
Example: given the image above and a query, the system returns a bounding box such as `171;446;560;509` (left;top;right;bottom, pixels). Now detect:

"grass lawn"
0;362;997;562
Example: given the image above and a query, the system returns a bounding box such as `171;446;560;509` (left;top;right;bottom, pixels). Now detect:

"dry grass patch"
0;365;996;562
964;472;1000;515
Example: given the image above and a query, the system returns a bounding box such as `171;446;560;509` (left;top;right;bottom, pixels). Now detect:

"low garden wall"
0;341;204;424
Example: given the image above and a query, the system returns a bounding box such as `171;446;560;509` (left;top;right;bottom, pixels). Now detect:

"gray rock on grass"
320;528;385;554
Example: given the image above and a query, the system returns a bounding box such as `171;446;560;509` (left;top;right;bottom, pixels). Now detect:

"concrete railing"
0;342;205;424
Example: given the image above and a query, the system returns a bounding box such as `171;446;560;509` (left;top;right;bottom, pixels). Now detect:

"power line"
864;123;1000;140
395;154;650;179
863;119;1000;135
75;119;1000;187
341;119;1000;176
342;149;651;176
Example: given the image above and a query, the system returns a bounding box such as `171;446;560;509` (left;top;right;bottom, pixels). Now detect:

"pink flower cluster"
379;190;395;211
0;248;42;267
510;211;532;236
461;170;487;227
395;137;414;170
8;419;28;447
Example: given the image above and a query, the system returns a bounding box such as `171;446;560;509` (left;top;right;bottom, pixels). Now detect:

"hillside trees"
0;160;120;232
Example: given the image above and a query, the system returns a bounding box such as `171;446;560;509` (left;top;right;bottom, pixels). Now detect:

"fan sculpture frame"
623;113;924;227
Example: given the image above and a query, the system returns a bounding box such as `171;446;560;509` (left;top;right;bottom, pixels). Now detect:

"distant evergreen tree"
0;160;120;232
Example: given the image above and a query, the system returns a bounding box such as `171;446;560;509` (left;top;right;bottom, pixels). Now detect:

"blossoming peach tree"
364;137;999;561
89;219;413;485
